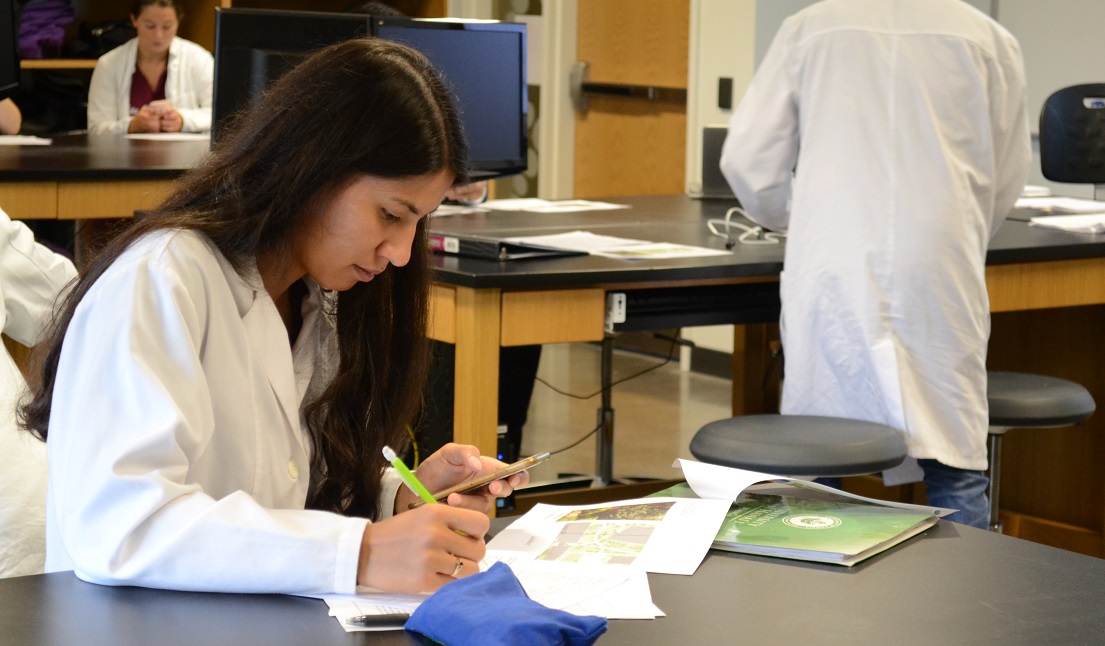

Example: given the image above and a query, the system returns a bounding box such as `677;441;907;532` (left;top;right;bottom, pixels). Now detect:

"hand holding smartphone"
147;100;172;116
408;452;551;509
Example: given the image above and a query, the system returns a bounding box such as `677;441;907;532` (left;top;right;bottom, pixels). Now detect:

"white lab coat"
87;37;214;135
45;229;403;594
0;209;76;578
720;0;1031;477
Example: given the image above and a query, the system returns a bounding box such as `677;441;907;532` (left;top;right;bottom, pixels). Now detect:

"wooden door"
574;0;689;199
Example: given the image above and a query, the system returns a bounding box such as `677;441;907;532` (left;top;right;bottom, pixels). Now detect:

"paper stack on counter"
1015;195;1105;213
483;198;629;213
1028;213;1105;234
505;230;730;259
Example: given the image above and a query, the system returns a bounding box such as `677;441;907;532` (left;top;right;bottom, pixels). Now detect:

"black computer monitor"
373;17;527;179
212;9;528;179
212;8;371;142
0;0;19;101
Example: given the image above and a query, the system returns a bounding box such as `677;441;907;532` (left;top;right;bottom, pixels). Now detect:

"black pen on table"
346;612;411;628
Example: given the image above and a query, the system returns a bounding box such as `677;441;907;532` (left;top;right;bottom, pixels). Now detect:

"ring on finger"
450;558;464;578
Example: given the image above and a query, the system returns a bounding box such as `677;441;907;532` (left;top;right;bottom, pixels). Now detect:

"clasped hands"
129;99;184;133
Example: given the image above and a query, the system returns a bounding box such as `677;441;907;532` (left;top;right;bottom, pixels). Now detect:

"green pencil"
382;445;437;506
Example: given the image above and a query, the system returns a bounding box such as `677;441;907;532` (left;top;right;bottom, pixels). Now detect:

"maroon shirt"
129;66;167;116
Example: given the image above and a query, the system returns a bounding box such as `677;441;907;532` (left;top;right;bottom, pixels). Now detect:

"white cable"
707;207;786;248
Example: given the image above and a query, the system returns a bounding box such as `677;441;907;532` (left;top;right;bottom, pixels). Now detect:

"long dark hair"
21;38;468;520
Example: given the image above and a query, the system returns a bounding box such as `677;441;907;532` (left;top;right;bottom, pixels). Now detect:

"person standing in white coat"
720;0;1031;528
87;0;213;135
0;209;76;578
20;39;526;595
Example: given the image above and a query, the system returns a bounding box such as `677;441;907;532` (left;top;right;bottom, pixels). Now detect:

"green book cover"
652;482;937;566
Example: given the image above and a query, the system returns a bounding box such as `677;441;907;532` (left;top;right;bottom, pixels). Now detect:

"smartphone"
408;452;551;508
147;100;172;115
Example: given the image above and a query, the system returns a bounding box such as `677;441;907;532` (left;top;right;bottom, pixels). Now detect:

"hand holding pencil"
354;443;528;594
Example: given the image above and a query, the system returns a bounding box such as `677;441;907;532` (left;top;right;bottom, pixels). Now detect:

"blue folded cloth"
406;562;607;646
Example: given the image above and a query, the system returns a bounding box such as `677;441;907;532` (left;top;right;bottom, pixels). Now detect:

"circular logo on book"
782;514;843;529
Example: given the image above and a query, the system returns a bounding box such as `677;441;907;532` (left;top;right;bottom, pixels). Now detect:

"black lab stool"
986;372;1095;533
690;414;908;477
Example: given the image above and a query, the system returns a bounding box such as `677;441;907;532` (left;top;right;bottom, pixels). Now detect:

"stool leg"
594;335;616;487
987;433;1002;533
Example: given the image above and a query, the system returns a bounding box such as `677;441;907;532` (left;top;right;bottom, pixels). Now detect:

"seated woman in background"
21;38;525;595
87;0;213;135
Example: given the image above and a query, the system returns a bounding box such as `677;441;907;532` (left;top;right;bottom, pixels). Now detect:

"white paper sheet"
483;198;629;212
0;135;51;145
312;587;427;632
1020;184;1052;197
1028;213;1105;234
485;496;732;620
125;132;210;141
316;558;653;628
1015;196;1105;213
504;561;638;615
505;230;729;259
487;497;731;576
596;242;730;258
430;203;489;217
559;570;663;620
675;459;952;516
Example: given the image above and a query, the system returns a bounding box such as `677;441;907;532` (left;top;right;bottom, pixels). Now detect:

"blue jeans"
917;459;989;529
815;460;990;529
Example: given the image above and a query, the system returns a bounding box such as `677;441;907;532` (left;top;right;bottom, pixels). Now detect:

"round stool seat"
988;371;1096;430
690;414;908;477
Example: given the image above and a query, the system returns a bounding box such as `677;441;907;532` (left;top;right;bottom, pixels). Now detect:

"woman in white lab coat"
87;0;213;135
0;210;76;578
20;39;524;595
720;0;1031;528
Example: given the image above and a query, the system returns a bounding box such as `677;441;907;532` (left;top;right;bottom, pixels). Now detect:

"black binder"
429;233;587;261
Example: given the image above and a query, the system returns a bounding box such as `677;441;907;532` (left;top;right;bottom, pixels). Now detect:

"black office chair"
980;84;1103;533
1039;83;1105;194
690;414;908;478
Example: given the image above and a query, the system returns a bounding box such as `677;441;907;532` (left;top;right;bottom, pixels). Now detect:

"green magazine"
653;482;938;566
